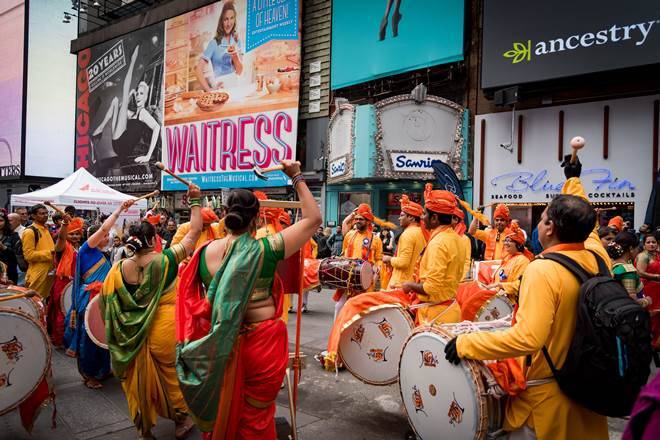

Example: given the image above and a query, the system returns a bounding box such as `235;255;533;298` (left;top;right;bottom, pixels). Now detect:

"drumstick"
253;161;301;181
154;162;193;187
44;201;67;216
0;292;33;302
133;190;160;202
570;136;585;164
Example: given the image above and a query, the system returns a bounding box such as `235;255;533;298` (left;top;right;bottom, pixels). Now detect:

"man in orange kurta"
469;203;512;260
402;185;465;325
383;195;425;289
334;203;383;319
171;207;225;249
446;159;609;439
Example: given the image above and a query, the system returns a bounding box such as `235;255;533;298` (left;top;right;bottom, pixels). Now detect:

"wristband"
291;173;305;188
188;198;201;207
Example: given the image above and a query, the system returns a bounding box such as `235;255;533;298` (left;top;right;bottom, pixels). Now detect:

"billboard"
161;0;301;190
330;0;464;90
25;0;77;178
75;23;165;192
0;0;24;180
482;0;660;89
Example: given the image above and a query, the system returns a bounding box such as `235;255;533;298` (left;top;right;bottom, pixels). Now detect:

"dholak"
85;294;107;349
399;324;508;440
0;307;51;416
0;287;45;325
339;305;414;385
60;281;74;315
318;258;373;292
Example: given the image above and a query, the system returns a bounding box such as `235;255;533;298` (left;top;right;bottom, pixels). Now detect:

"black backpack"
539;251;652;417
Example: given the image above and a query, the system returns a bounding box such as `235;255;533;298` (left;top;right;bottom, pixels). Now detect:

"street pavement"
1;290;629;439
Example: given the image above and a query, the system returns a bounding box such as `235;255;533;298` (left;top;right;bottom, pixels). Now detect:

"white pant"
508;426;537;440
333;293;348;321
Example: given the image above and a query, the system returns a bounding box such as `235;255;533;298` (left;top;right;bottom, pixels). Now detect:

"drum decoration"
339;305;414;385
398;325;508;440
0;308;51;416
475;295;515;323
60;282;74;315
318;258;374;292
0;287;45;325
84;294;107;350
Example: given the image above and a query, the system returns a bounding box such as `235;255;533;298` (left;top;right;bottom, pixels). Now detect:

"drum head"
60;282;73;315
0;294;42;323
0;308;51;416
358;261;374;291
339;306;413;385
84;294;107;350
475;295;515;322
399;327;487;440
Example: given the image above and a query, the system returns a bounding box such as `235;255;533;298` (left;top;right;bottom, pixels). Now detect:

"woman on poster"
195;1;244;92
91;44;161;165
102;186;202;439
176;160;321;438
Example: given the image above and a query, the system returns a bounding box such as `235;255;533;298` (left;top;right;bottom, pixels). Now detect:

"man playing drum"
445;158;609;439
333;203;383;319
469;203;512;260
402;184;466;325
382;195;425;289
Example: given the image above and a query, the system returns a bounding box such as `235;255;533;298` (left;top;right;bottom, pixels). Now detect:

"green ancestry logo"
503;20;659;64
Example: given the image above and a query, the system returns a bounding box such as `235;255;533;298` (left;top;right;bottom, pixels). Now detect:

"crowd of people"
1;151;659;439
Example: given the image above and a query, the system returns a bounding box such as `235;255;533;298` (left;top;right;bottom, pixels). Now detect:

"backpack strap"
542;252;590;283
587;249;611;278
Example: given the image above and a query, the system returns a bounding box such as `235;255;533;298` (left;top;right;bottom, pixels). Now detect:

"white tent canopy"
11;168;147;214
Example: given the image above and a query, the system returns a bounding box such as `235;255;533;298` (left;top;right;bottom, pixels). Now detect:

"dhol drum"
60;281;74;315
339;305;414;385
0;307;51;416
84;294;107;350
461;288;515;323
473;260;502;285
399;322;510;440
318;258;374;292
0;286;45;325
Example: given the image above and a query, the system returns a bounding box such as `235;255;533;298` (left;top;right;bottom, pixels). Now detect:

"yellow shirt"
342;229;383;265
474;228;507;260
171;220;225;249
460;234;472;279
496;253;531;300
22;223;56;298
416;225;466;324
457;177;609;439
387;225;425;289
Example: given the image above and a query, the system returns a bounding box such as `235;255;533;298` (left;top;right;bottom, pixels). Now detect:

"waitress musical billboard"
161;0;301;190
74;23;165;192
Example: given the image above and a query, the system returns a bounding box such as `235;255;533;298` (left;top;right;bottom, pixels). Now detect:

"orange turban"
253;190;284;230
400;195;423;218
494;204;510;221
355;203;374;222
145;212;161;225
608;216;623;232
453;206;465;220
68;217;84;233
423;183;457;215
201;207;219;224
506;221;533;260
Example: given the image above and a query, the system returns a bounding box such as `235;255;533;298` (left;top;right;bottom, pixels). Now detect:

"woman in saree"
176;160;322;439
48;216;83;348
636;234;660;350
102;184;202;440
64;205;130;389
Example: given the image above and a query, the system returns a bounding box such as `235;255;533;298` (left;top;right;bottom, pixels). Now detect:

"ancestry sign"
482;0;660;89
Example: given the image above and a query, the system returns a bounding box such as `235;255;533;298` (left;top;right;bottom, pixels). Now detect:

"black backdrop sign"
75;23;164;192
482;0;660;89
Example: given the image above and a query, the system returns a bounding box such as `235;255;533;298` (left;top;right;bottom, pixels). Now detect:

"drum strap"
526;378;554;387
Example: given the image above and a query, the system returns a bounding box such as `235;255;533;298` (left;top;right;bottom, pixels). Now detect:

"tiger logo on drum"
447;393;465;426
1;336;24;363
0;371;13;389
372;317;394;340
419;350;438;368
411;386;427;416
350;324;365;347
485;306;501;321
367;347;389;362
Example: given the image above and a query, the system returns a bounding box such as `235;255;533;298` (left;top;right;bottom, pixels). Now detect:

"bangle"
291;173;305;188
188;198;201;207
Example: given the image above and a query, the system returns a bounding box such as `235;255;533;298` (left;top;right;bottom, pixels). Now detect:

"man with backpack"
444;155;652;439
22;204;56;299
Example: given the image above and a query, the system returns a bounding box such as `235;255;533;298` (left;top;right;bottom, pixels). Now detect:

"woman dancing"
91;45;160;165
176;160;321;438
195;1;244;92
102;185;202;439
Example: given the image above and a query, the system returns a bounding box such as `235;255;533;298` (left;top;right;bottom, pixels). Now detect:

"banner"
161;0;301;190
331;0;464;90
75;23;165;192
0;0;24;180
